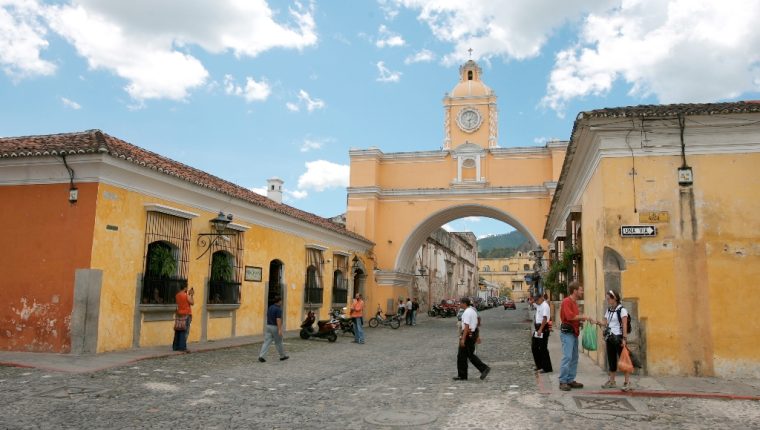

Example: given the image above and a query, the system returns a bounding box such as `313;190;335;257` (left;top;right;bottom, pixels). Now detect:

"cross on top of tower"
468;48;473;59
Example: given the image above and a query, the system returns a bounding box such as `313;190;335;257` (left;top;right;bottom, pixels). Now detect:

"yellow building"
0;131;373;353
478;252;536;302
347;60;565;313
544;102;760;378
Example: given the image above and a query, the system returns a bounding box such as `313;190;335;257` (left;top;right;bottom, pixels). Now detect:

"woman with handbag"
172;285;194;352
596;290;632;391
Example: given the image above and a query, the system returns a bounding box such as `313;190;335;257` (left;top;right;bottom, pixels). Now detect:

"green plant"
147;243;177;278
211;252;234;282
542;246;580;299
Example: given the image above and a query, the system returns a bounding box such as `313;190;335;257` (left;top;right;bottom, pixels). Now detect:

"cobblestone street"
1;304;758;429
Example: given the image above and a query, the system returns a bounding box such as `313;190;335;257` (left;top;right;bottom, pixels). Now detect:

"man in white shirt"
453;297;490;381
531;294;553;373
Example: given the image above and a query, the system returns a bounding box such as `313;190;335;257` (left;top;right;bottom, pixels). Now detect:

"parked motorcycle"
368;307;401;329
330;307;354;335
300;310;339;342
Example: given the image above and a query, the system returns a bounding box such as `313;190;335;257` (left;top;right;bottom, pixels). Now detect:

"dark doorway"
353;269;365;298
267;259;284;307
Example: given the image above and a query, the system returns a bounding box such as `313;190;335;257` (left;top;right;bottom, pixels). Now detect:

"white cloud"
376;24;405;48
291;89;325;112
404;49;435;64
250;186;267;196
441;223;453;232
300;138;324;152
393;0;613;64
296;160;349;192
542;0;760;114
61;97;81;109
533;137;547;145
11;0;316;101
0;0;56;79
463;216;480;222
223;74;270;102
376;61;401;83
286;189;308;199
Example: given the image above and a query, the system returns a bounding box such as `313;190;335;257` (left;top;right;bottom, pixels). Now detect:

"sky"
2;0;759;239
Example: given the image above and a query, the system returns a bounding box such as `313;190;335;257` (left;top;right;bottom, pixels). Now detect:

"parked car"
503;300;516;310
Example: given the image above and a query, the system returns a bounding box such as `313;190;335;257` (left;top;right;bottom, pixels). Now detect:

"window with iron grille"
304;247;324;305
331;254;349;304
142;211;191;305
304;265;322;304
206;229;244;305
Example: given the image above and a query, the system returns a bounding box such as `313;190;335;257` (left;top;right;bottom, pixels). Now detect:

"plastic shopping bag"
581;323;597;351
618;346;634;373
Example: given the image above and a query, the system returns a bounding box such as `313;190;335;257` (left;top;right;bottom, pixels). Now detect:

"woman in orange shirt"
172;285;194;352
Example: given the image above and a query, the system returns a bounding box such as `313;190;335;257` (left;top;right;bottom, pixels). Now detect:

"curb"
580;389;760;401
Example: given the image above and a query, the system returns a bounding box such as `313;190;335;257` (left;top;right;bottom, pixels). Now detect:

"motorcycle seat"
317;319;332;325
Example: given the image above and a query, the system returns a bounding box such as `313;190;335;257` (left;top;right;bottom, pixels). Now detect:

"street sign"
620;225;657;237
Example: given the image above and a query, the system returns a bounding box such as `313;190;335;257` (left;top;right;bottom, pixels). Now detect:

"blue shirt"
266;303;283;326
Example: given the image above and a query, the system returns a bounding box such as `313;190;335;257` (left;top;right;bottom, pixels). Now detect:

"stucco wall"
0;182;97;352
579;153;760;377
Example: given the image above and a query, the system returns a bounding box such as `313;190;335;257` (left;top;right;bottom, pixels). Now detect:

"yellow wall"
578;153;760;377
91;183;373;352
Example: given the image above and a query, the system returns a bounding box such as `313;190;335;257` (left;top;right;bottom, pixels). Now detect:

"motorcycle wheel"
327;332;338;342
299;329;310;340
390;318;401;329
368;318;379;328
428;310;436;317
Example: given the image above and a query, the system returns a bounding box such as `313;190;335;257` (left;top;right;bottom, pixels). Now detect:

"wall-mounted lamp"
196;211;233;259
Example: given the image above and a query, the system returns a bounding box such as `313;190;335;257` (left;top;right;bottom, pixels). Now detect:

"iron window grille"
304;265;323;304
206;231;244;305
141;211;191;304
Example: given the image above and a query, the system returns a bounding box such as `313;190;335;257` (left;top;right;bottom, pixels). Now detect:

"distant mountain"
477;231;529;258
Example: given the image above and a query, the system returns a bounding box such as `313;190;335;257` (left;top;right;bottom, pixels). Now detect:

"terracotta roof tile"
579;101;760;119
0;130;372;245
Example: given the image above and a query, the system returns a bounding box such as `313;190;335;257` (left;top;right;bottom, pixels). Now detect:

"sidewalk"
0;331;297;373
539;330;760;401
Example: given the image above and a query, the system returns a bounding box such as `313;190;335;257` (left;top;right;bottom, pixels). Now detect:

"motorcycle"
368;306;401;329
330;307;355;335
299;310;339;342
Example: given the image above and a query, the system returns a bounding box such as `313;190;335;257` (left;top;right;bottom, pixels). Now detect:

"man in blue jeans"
559;281;594;391
258;296;289;362
350;293;365;344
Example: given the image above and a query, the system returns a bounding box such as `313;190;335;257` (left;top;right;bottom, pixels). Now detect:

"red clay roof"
0;129;372;244
579;100;760;119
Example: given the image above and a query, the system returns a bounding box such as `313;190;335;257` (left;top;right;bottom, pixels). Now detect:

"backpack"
615;306;633;335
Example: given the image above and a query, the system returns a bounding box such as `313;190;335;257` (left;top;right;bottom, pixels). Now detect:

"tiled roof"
0;130;372;245
579;100;760;119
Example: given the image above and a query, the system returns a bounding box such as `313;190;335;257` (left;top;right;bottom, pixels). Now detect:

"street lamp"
414;266;432;312
196;211;233;259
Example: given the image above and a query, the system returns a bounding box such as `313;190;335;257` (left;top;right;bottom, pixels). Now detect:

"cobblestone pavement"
1;304;758;429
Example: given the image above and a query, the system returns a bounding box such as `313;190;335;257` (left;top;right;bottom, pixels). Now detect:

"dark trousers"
406;310;413;325
172;315;192;351
457;331;488;379
531;329;552;372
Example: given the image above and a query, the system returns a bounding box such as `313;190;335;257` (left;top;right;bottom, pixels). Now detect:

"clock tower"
442;60;498;150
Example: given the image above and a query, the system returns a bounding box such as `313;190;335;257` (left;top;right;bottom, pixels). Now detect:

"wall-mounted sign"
639;211;670;223
620;225;657;237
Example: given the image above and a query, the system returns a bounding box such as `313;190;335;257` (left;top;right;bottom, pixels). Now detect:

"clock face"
457;108;482;132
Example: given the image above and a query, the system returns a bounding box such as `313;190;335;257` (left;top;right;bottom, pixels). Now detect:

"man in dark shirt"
258;296;288;362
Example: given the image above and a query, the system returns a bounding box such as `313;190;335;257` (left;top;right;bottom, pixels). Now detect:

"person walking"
397;299;406;320
405;298;413;325
258;296;289;362
531;293;552;373
350;293;365;344
453;297;490;381
172;285;194;352
596;290;633;391
559;281;594;391
411;298;419;325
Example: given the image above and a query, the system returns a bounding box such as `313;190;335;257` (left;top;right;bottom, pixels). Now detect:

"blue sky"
2;0;759;239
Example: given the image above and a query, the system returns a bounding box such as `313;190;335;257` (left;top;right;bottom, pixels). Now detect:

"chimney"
267;177;284;203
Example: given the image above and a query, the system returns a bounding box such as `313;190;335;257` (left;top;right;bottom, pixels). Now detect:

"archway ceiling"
394;204;539;274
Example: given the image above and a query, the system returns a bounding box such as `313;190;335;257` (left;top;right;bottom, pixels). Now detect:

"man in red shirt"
559;281;594;391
